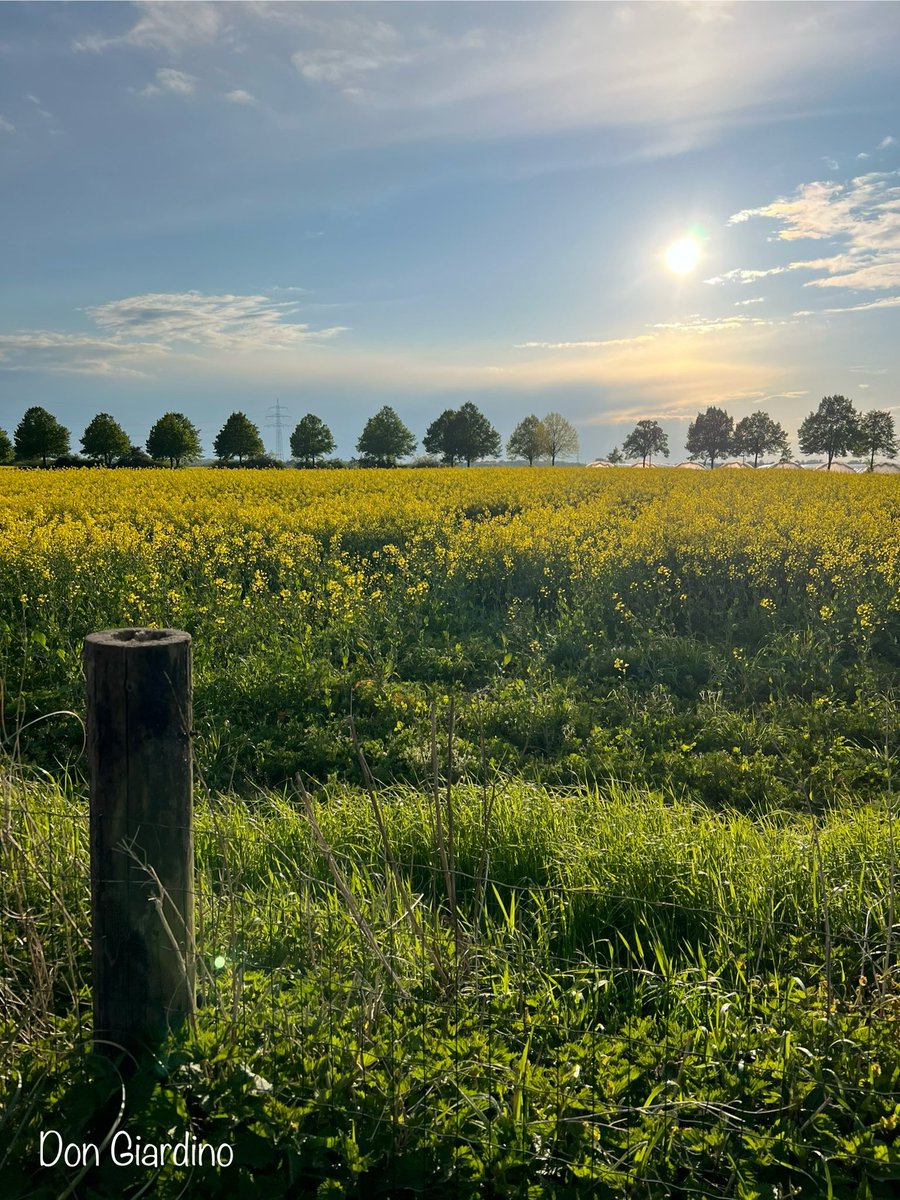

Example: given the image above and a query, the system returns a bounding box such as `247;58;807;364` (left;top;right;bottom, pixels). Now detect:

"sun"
665;236;700;274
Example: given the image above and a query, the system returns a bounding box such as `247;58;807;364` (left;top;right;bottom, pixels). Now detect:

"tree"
80;412;131;466
117;443;157;468
356;406;416;466
542;412;579;465
685;406;734;469
14;406;70;466
213;411;264;463
622;419;669;467
146;412;202;467
797;394;859;469
452;402;501;466
732;410;790;468
607;445;624;465
424;410;462;466
507;415;549;465
854;409;897;471
0;428;12;464
290;414;335;466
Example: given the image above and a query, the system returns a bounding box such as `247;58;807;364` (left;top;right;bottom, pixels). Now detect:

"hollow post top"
84;628;191;648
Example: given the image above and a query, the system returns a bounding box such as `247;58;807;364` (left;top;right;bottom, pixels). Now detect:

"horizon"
1;1;899;460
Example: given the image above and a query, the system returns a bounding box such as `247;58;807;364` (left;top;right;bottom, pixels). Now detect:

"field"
2;466;900;1198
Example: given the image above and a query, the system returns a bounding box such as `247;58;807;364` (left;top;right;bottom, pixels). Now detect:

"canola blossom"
1;466;898;791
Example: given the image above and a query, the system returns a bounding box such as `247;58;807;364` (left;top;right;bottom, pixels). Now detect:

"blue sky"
1;1;899;461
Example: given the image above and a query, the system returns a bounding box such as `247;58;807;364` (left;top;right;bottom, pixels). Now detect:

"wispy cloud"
704;266;790;284
0;115;15;134
722;171;900;293
73;1;228;55
224;89;257;106
0;331;170;378
139;67;199;97
878;136;897;149
88;291;347;349
269;2;900;153
0;291;348;378
793;296;900;317
514;335;656;350
733;297;765;306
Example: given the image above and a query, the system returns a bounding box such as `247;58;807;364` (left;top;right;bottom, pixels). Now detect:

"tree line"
0;404;580;469
2;394;895;470
605;396;897;470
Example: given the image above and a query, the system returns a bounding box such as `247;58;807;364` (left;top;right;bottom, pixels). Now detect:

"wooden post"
84;628;194;1058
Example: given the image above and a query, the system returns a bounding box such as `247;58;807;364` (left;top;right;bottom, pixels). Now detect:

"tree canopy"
606;446;624;465
797;395;859;469
732;411;790;468
0;428;12;464
424;404;501;466
854;409;897;471
423;410;461;465
14;406;70;467
213;411;264;463
146;412;203;468
507;415;550;466
356;406;416;466
290;414;335;466
622;419;669;467
685;407;734;469
80;412;131;466
542;412;579;465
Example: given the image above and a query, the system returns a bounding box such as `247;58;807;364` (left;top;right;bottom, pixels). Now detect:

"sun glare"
665;236;700;275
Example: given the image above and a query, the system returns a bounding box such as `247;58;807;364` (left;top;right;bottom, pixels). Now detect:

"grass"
3;764;900;1197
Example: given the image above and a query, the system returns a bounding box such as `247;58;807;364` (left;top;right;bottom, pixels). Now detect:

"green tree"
854;409;897;471
290;414;335;466
797;394;859;469
146;412;202;468
542;412;579;465
622;419;669;467
356;406;416;466
80;412;131;466
0;428;12;464
14;406;70;466
732;410;790;468
213;411;264;463
424;410;463;465
685;406;734;469
507;415;549;465
450;402;501;467
607;445;624;464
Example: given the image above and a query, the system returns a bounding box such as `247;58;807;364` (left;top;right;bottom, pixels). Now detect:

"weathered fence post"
84;628;194;1058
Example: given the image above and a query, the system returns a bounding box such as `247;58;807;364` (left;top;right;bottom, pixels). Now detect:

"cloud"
0;331;170;378
0;115;14;134
723;171;900;292
224;89;257;105
140;67;199;97
514;335;656;350
733;297;765;306
792;296;900;317
879;136;897;149
73;1;228;55
822;156;838;171
649;314;781;334
0;291;348;378
272;2;900;153
87;291;347;350
24;94;53;119
704;266;790;283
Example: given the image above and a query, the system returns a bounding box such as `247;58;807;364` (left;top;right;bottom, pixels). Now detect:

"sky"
1;0;899;463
